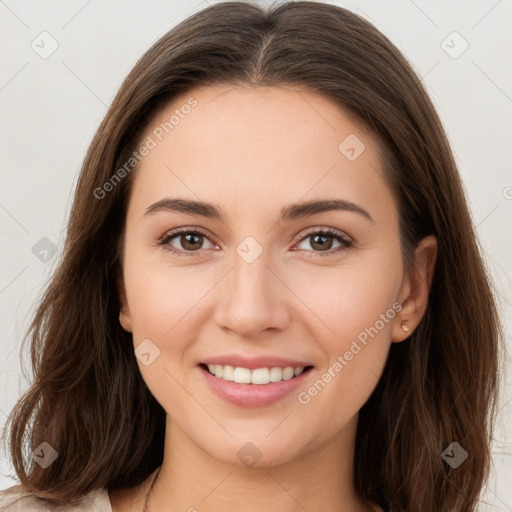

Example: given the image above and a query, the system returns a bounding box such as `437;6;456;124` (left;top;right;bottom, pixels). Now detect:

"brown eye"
159;228;217;256
295;228;353;257
179;232;204;251
309;233;335;251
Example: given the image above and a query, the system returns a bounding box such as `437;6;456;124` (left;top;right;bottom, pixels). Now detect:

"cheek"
123;259;217;410
289;254;401;407
293;253;402;346
123;246;221;350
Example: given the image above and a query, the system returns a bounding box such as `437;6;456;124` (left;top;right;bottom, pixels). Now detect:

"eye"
293;227;353;257
158;227;218;257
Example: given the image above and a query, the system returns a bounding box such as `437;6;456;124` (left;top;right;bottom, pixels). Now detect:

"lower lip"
198;365;314;407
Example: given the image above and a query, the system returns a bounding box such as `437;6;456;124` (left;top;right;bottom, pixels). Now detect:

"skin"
111;84;437;512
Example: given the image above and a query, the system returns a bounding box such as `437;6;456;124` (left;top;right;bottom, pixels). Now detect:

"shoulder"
0;484;112;511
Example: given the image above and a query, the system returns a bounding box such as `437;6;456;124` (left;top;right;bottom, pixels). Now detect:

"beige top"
0;485;112;511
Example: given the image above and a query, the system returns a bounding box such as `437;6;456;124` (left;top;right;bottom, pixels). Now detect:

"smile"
198;363;315;407
203;363;312;384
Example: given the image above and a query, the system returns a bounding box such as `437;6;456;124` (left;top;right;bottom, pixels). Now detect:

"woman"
0;1;503;511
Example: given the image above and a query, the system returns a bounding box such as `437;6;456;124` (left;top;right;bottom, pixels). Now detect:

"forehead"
128;84;396;224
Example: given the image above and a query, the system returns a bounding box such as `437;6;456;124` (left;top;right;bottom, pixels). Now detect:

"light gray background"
1;0;511;509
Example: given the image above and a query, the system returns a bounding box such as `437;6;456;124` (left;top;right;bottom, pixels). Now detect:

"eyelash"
158;226;353;258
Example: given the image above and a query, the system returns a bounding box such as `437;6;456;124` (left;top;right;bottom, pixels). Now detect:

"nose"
212;249;291;338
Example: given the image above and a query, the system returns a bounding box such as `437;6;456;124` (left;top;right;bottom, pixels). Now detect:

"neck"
145;414;369;512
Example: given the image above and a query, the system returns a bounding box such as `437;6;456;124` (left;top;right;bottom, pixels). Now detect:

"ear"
392;234;438;342
117;273;133;333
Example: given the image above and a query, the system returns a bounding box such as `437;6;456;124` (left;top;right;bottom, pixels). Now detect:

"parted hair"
2;2;503;511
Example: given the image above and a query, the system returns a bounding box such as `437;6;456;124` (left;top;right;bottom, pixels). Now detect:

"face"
118;84;412;468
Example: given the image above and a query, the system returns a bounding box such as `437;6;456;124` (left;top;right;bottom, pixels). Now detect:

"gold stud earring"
401;323;410;332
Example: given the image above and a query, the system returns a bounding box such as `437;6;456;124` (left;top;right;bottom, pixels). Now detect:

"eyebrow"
145;197;374;224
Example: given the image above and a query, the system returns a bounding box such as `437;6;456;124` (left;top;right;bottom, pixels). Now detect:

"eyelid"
291;226;353;245
164;225;217;242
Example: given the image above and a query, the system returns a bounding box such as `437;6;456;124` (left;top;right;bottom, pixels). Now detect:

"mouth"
199;362;315;385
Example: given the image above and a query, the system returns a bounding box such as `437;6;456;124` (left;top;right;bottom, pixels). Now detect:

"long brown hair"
1;2;503;511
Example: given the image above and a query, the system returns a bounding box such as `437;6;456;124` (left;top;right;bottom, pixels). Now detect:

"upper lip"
201;355;313;370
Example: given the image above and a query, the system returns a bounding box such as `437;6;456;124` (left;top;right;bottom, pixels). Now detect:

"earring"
401;323;410;332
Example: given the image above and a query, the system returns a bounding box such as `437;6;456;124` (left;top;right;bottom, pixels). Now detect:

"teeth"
269;367;282;382
233;367;252;384
222;365;234;381
251;368;269;385
205;364;307;384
